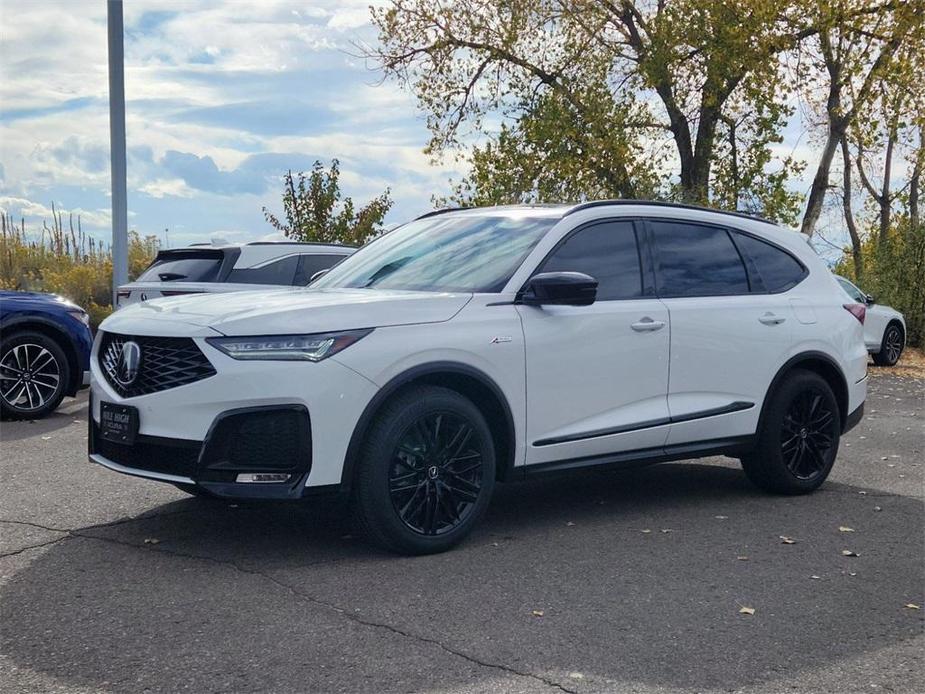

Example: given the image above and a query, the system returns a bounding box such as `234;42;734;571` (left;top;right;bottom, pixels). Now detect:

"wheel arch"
760;351;850;434
0;316;81;395
340;361;517;491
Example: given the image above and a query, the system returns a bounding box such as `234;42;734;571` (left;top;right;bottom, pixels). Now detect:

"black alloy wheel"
353;385;496;555
740;369;840;494
389;412;484;536
780;389;838;481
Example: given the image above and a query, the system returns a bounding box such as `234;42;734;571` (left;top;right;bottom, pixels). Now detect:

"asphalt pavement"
1;371;922;693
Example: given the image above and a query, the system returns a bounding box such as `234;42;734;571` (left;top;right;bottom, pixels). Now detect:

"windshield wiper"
158;272;187;281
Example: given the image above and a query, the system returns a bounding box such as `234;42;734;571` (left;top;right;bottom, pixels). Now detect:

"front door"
518;220;671;466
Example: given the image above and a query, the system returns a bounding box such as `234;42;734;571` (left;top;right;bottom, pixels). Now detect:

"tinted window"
735;233;805;293
538;221;642;300
836;276;865;302
226;255;300;285
312;215;555;293
651;221;748;296
137;252;223;282
295;253;349;286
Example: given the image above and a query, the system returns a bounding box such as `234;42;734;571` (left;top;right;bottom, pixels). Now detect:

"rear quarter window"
733;233;806;293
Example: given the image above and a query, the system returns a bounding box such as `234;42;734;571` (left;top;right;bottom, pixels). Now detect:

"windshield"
311;215;556;293
137;251;224;283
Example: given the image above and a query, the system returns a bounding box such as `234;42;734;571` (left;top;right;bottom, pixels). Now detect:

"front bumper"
88;331;379;496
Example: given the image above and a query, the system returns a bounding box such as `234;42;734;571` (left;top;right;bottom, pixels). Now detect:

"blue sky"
0;0;461;247
0;0;906;257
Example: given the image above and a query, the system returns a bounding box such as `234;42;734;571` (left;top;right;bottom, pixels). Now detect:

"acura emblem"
117;341;142;386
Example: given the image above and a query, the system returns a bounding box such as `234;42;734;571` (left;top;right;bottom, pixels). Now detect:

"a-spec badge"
490;336;512;344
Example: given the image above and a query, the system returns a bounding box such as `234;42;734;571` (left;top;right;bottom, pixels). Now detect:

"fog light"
235;473;291;483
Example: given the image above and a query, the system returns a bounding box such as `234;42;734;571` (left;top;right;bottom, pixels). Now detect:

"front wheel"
352;385;496;555
872;323;904;366
0;331;70;420
741;369;841;494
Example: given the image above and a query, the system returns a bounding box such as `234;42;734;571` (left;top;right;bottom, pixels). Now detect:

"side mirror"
865;294;876;306
309;268;330;284
521;272;598;307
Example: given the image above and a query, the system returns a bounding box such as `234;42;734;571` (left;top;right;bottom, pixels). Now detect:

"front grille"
93;424;202;478
99;332;216;398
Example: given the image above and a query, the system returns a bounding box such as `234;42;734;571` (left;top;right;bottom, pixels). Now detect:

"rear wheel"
352;385;496;555
872;323;904;366
741;369;840;494
0;331;70;420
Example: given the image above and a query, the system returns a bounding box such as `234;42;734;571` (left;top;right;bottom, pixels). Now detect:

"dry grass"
870;346;925;381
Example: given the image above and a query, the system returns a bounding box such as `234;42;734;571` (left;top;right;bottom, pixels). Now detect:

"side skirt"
522;435;756;478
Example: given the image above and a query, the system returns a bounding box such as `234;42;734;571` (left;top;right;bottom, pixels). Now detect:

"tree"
263;159;393;245
796;0;920;237
370;0;840;219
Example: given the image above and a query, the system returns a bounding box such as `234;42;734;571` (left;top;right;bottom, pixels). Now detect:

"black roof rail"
414;206;472;220
245;241;356;248
564;199;776;225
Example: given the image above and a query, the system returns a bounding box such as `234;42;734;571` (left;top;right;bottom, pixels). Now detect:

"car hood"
102;288;473;336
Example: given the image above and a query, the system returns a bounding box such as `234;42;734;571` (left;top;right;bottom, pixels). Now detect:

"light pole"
107;0;128;302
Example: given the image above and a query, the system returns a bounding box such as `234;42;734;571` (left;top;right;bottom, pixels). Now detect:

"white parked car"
90;202;868;554
834;275;905;366
116;241;354;308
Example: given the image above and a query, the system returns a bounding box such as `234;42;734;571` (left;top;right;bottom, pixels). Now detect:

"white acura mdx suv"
89;202;868;554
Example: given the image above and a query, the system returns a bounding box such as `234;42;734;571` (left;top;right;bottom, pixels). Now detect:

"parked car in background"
0;291;92;419
834;275;906;366
116;240;354;308
90;202;867;554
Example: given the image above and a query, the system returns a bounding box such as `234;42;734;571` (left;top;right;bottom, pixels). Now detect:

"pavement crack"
75;533;577;693
0;535;71;558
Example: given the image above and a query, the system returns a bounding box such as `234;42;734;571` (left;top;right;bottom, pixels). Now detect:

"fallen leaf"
641;529;652;534
715;515;729;520
143;538;160;545
566;521;575;527
839;526;855;532
737;556;749;561
811;575;821;580
532;610;544;617
780;536;797;544
874;506;882;512
568;672;585;680
41;436;51;441
739;606;756;615
660;528;672;534
905;604;921;610
858;491;867;495
841;549;859;557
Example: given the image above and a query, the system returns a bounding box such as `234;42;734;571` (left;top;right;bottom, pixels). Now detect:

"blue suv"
0;291;93;419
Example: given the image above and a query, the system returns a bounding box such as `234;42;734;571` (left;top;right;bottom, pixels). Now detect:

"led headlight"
206;329;372;362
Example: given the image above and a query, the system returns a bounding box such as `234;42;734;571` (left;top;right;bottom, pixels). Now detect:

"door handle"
759;312;786;326
631;317;666;332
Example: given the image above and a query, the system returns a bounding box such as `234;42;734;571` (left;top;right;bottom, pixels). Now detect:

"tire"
352;385;496;555
0;330;70;420
872;323;904;366
740;369;841;495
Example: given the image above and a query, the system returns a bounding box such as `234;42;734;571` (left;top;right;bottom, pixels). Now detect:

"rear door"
519;219;671;466
647;220;796;446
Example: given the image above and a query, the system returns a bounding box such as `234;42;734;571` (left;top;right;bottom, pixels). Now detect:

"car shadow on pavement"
2;462;923;693
0;396;87;442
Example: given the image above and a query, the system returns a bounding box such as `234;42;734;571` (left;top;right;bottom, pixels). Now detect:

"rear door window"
650;221;749;297
226;255;300;285
137;251;224;282
733;233;806;293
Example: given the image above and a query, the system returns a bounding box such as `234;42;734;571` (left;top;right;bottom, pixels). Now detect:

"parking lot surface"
1;371;922;693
